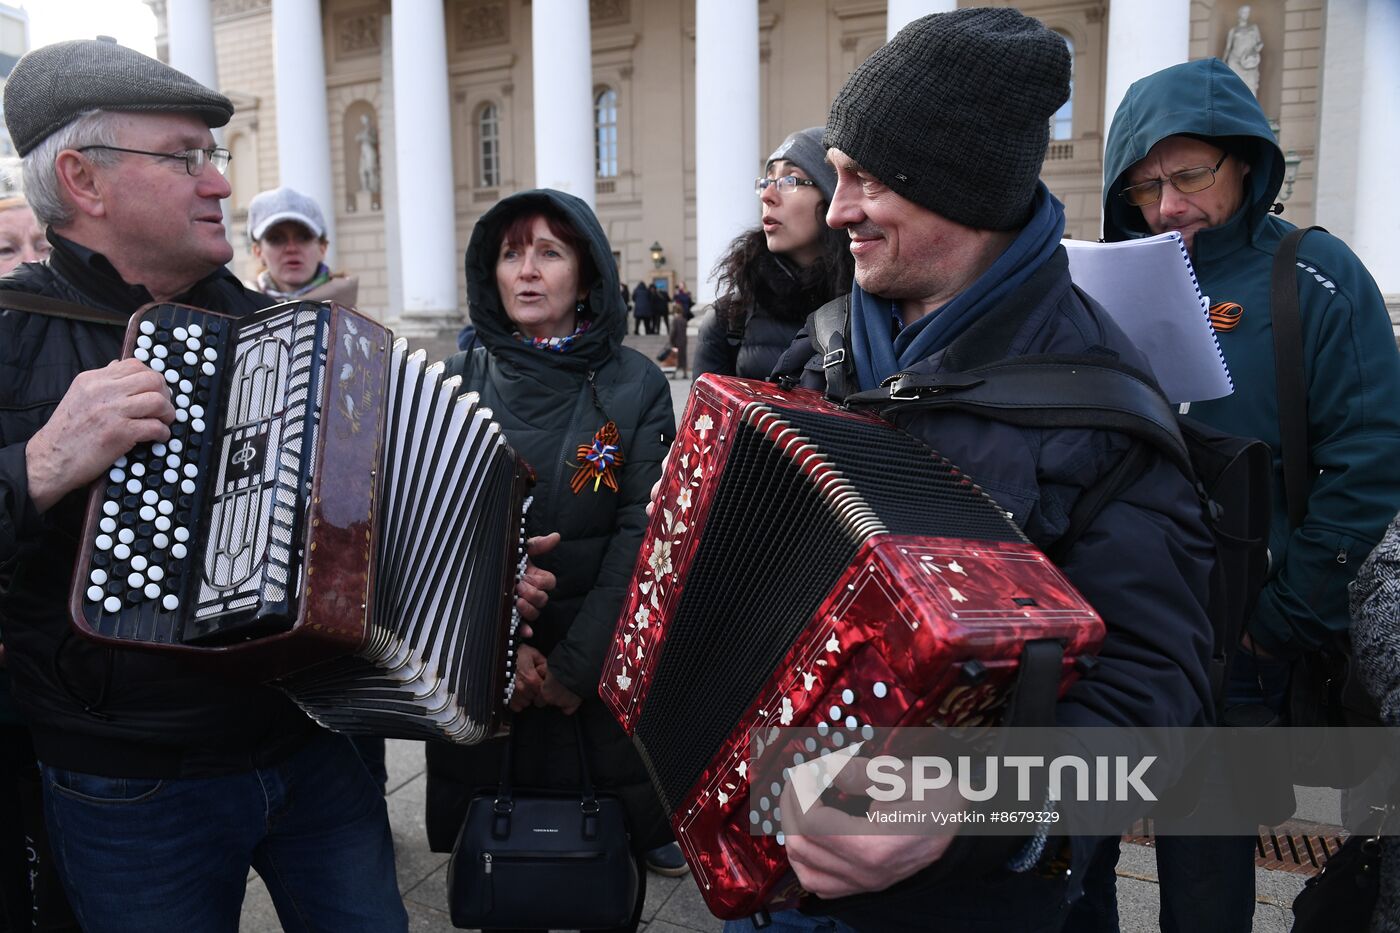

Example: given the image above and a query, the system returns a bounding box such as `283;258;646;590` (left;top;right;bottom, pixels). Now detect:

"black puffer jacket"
424;190;675;853
0;235;318;778
693;251;828;380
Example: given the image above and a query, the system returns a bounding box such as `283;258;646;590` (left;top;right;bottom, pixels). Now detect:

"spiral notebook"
1063;231;1233;404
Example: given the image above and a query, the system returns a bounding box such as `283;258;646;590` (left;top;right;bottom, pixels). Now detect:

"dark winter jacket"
694;252;829;380
1104;58;1400;658
424;190;675;854
0;234;319;778
773;246;1215;922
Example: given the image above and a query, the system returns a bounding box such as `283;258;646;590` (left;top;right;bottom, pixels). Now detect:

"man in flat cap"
0;40;409;931
749;10;1215;930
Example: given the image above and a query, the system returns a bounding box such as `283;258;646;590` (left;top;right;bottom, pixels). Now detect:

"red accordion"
601;375;1103;919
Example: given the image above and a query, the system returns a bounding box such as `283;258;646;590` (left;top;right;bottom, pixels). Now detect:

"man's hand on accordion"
779;756;962;899
26;359;175;514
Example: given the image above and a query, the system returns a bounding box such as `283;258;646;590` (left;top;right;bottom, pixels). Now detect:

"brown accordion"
68;300;533;744
602;375;1104;918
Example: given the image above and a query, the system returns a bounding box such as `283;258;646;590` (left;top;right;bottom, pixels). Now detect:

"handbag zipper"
483;850;605;862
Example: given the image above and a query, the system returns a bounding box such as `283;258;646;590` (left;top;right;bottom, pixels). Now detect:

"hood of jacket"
464;188;624;376
1102;58;1284;250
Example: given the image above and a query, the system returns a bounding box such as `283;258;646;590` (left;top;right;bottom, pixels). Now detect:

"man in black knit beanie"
758;9;1216;932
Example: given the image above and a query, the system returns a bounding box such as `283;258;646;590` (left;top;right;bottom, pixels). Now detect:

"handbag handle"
492;716;601;839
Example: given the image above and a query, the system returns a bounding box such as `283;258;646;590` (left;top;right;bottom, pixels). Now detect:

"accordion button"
179;380;193;395
102;500;119;517
873;682;888;699
845;716;858;730
175;410;189;424
141;490;157;506
828;705;841;721
130;462;145;478
137;335;153;349
171;544;187;560
113;544;131;561
175;394;190;409
148;566;164;582
162;594;179;611
841;689;855;704
134;348;150;363
183;464;198;479
166;454;180;469
127;572;144;589
202;362;215;377
164;370;178;385
164;469;178;484
125;479;141;494
109;467;125;483
189;324;203;338
90;568;107;585
95;534;113;551
103;596;121;613
87;585;103;602
185;338;200;352
169;439;183;453
153;345;168;359
173;327;188;342
153;533;169;549
191;405;204;420
157;500;174;517
203;347;216;361
99;517;117;534
861;725;875;740
144;583;160;600
192;418;205;433
130;555;147;572
139;506;156;522
150;359;165;374
139;320;156;336
180;480;196;495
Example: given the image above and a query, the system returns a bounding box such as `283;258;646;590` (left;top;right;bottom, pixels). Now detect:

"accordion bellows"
69;301;532;744
602;375;1103;918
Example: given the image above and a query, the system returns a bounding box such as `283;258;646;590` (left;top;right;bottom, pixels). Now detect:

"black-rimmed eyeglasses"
1118;153;1229;207
755;175;817;196
77;145;232;177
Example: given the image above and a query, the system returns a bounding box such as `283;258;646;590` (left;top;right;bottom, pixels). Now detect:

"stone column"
271;0;337;264
166;0;218;94
695;0;759;305
1346;0;1400;296
1102;0;1189;152
390;0;460;333
887;0;955;42
531;0;596;208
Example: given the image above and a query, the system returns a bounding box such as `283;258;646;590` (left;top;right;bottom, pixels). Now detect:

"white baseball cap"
247;186;326;242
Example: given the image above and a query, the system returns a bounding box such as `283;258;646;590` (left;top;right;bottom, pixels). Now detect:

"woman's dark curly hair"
712;198;854;326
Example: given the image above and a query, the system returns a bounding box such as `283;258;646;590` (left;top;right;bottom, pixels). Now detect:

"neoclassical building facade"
145;0;1397;333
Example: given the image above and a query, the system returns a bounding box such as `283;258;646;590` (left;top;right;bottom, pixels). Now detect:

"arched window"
1052;33;1074;141
478;103;500;188
594;87;618;179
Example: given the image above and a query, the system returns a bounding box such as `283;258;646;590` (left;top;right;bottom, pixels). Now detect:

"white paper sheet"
1063;232;1233;404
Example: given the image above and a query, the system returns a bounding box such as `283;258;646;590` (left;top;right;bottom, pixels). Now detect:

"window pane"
478;103;499;187
594;88;617;178
1052;33;1074;141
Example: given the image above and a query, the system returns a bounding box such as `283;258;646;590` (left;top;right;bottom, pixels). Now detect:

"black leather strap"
1270;226;1323;530
0;289;127;327
807;295;853;402
845;356;1192;477
1004;639;1065;728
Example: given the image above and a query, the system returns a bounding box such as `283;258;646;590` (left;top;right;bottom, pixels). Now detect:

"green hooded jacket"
1104;58;1400;657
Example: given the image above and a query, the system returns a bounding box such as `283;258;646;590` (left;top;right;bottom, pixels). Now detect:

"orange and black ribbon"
570;420;624;494
1209;301;1244;332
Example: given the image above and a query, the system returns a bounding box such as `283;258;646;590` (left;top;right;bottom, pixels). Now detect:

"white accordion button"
191;418;205;432
169;439;183;453
183;464;198;479
130;555;148;572
87;585;103;602
841;688;855;704
873;682;888;699
157;500;173;517
139;320;155;336
130;462;145;478
175;394;190;409
172;327;188;341
189;324;203;338
113;544;130;560
162;594;179;611
139;506;156;522
201;362;215;376
125;478;141;494
144;583;160;600
99;517;117;534
180;479;196;495
95;534;113;551
152;533;169;549
126;572;144;589
191;405;204;419
150;358;165;373
164;369;178;385
179;379;193;395
141;490;158;506
174;527;189;542
117;528;135;544
103;596;121;613
102;501;119;517
109;467;125;483
164;469;178;484
148;565;164;582
134;348;150;363
185;337;200;352
90;568;108;585
203;347;216;361
171;543;187;560
153;344;168;359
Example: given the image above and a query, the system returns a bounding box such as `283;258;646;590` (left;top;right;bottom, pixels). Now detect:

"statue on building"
356;113;381;196
1222;5;1264;97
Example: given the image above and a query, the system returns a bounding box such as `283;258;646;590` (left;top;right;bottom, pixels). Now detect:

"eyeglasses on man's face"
755;175;818;196
77;145;232;177
1119;153;1229;207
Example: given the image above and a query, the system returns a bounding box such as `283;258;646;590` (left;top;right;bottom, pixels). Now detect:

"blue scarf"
849;183;1066;391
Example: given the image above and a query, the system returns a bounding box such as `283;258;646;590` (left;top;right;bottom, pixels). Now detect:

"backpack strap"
1270;226;1323;531
0;289;127;327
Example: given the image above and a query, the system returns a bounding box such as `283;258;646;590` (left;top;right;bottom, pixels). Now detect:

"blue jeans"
40;730;406;933
724;911;860;933
1065;651;1292;933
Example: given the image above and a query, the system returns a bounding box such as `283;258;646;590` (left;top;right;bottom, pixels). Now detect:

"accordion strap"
1005;639;1065;728
0;289;128;327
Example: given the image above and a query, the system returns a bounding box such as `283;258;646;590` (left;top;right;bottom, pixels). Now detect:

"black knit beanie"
825;8;1070;231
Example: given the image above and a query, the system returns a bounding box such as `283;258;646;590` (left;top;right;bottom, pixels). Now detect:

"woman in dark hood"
424;190;675;930
693;126;854;380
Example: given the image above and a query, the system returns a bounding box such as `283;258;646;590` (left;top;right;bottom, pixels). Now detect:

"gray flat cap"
3;38;234;157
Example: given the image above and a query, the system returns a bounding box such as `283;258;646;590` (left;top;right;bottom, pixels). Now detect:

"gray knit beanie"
825;8;1069;230
4;38;233;157
766;127;837;203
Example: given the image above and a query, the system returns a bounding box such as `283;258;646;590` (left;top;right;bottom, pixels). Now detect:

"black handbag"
446;718;639;930
1291;828;1384;932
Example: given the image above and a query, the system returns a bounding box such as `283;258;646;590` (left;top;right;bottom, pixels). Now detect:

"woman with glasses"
693;126;854;380
424;189;675;932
